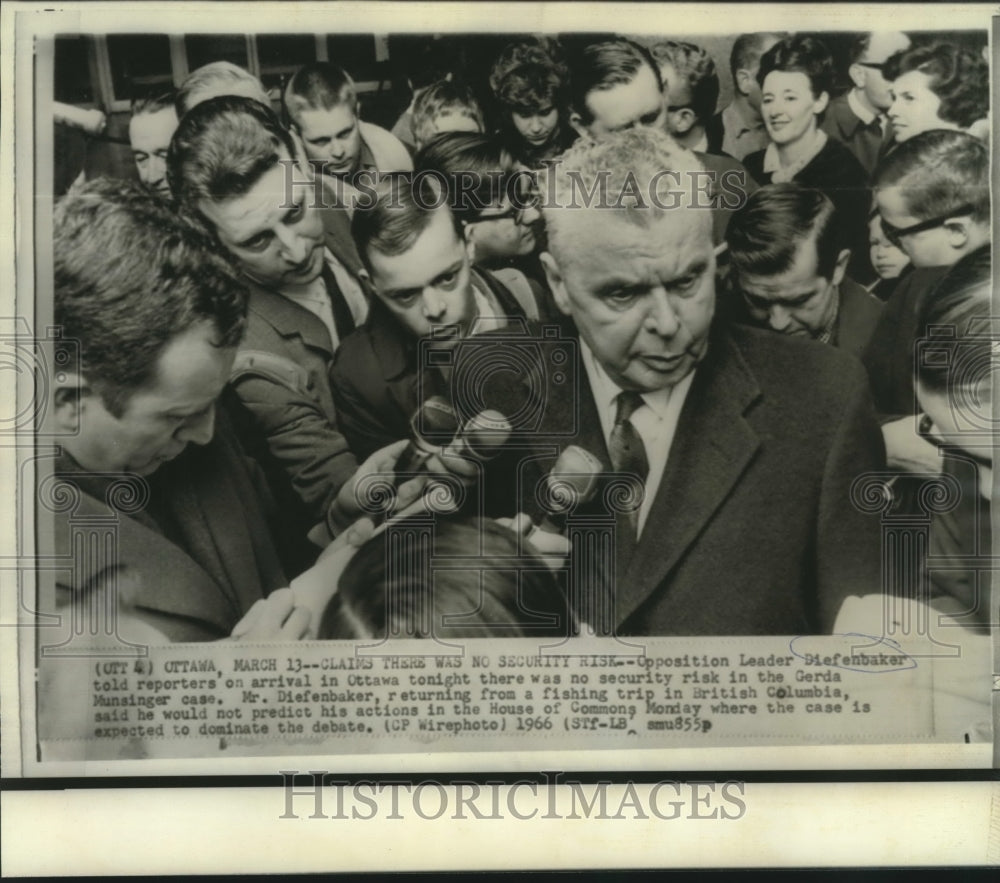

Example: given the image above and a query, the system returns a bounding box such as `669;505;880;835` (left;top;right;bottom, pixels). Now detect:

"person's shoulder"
742;148;765;175
841;277;884;316
821;93;855;130
809;136;867;181
726;323;868;400
359;120;413;172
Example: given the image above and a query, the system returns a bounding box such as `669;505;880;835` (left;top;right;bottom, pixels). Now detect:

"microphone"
394;396;461;478
528;445;604;540
452;409;512;462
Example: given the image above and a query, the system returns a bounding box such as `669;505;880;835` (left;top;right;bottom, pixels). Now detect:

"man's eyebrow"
335;124;355;139
432;260;464;281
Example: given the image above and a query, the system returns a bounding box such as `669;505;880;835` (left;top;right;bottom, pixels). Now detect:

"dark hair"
650;40;720;124
393;34;460;91
729;32;784;83
415;131;517;225
873;129;989;225
351;172;463;273
320;516;571;639
917;246;992;394
757;34;835;98
727;183;844;281
167;95;297;219
54;177;246;418
490;37;570;113
131;89;176;118
883;42;988;129
568;37;662;124
283;62;357;127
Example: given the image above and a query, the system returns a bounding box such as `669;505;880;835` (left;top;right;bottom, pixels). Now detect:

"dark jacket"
821;92;893;177
45;414;288;643
331;269;533;460
744;137;874;284
861;262;954;419
832;277;884;360
228;201;368;540
458;318;887;635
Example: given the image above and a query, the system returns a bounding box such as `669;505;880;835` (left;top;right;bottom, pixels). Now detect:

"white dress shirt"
580;341;696;536
280;248;370;350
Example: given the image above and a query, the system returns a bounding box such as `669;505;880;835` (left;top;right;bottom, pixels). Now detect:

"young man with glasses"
415;131;552;318
863;129;990;477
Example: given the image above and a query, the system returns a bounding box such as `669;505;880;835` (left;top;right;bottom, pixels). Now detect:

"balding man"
455;128;885;635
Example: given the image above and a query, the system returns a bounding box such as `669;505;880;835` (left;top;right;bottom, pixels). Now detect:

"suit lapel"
614;329;762;627
54;484;238;634
246;284;335;357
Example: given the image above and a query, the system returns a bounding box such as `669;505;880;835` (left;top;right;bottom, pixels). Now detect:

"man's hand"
328;439;429;534
229;588;311;641
292;518;377;637
882;417;942;474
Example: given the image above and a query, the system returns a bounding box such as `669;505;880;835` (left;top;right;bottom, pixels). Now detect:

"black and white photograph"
1;0;996;873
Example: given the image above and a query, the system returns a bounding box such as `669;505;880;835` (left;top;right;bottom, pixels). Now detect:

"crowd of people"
45;29;992;646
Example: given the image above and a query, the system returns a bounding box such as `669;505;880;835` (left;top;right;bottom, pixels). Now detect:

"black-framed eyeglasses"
472;185;540;226
918;413;993;468
880;204;976;249
666;103;693;113
856;61;885;71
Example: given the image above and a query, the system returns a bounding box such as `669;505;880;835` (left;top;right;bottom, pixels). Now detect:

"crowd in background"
46;29;992;646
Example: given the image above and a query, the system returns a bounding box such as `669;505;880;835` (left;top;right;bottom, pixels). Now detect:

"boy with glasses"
863;129;990;477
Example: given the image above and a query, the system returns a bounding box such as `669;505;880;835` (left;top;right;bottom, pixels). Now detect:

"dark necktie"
608;391;649;543
320;260;356;343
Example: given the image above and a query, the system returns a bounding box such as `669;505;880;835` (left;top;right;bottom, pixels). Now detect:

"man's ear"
463;222;477;264
734;68;754;98
52;372;88;433
539;251;572;317
847;63;867;91
831;248;851;287
942;216;974;252
813;90;830;117
673;107;696;135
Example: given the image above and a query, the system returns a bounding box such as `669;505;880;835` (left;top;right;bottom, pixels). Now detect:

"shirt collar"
847;89;879;126
580;339;674;423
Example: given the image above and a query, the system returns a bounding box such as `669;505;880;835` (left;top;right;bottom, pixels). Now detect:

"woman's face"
888;70;957;143
511;105;560;147
761;70;828;147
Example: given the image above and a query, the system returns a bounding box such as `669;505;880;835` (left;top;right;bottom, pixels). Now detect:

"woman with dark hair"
488;38;577;168
915;246;993;631
884;41;990;144
743;35;872;282
318;516;573;640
